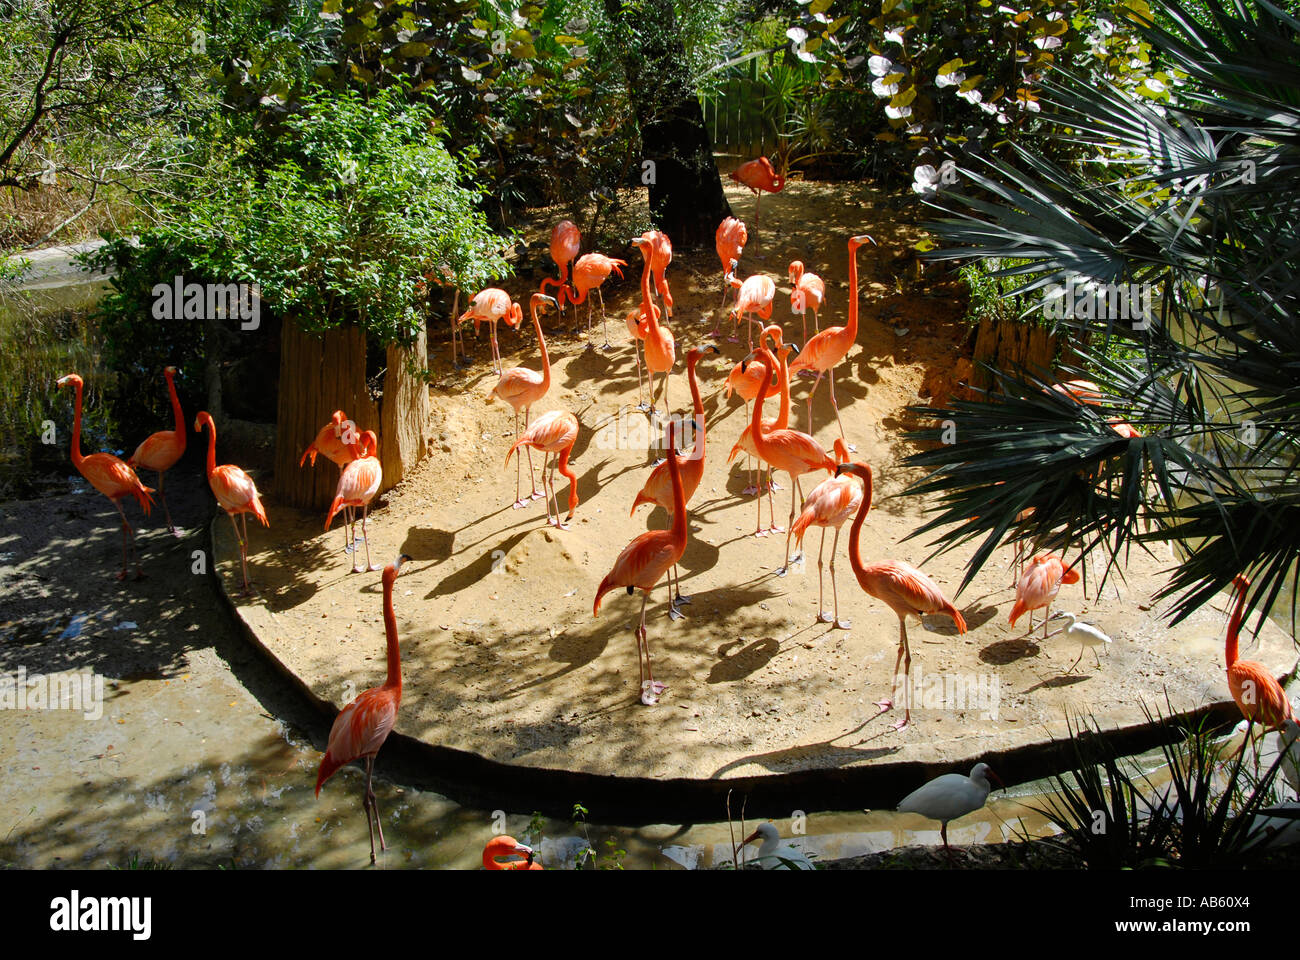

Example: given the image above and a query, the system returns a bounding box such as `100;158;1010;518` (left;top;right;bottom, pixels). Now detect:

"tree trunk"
970;317;1058;393
274;319;379;511
604;0;732;248
380;324;429;487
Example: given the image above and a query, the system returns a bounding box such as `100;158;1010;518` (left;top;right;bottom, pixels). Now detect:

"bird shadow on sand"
422;530;531;600
708;726;903;778
979;634;1043;665
1018;672;1093;694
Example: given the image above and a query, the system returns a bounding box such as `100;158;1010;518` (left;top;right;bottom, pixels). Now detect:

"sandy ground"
214;179;1297;783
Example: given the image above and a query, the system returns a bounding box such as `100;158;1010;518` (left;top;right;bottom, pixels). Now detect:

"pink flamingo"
715;217;748;319
1009;554;1080;637
629;345;720;615
483;836;543;870
788;260;826;347
315;553;412;863
539;219;581;324
727;268;776;350
127;365;185;535
838;461;967;731
300;409;362;553
490;293;559;508
324;431;383;573
729;156;785;247
195;411;268;595
788;234;875;443
631;235;676;419
505;409;579;529
558;253;627;349
791;438;860;628
594;420;689;705
728;332;797;536
1225;575;1297;756
744;345;836;575
459;288;523;374
642;229;674;320
56;373;155;580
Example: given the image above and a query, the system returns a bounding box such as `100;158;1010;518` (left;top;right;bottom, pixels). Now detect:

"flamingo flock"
50;160;1285;866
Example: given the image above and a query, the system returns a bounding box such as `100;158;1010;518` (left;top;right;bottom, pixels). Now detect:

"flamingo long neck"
776;346;792;430
667;440;687;549
845;241;862;344
1226;581;1246;667
166;371;186;451
558;446;578;514
382;571;402;693
687;355;706;459
533;307;551;394
846;464;874;577
640;247;661;336
67;379;84;467
202;418;217;477
749;350;778;461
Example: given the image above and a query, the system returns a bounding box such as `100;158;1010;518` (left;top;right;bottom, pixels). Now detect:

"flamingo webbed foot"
874;698;893;714
668;605;685;622
640;680;666;706
741;484;759;496
817;610;833;624
835;618;852;630
512;499;528;509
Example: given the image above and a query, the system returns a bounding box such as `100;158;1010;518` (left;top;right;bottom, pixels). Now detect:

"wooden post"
380;324;429;488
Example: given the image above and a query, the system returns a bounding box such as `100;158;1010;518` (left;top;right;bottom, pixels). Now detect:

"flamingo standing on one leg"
324;431;383;573
729;156;785;250
744;345;835;575
539;219;581;325
505;409;579;529
729;333;797;536
559;253;627;349
1225;575;1297;758
315;553;412;864
195;411;268;595
791;438;860;629
1009;554;1079;638
459;288;523;375
127;365;185;536
55;373;155;580
594;420;689;706
788;260;826;348
630;345;720;616
788;234;876;444
714;217;748;325
631;235;676;421
491;294;559;508
727;269;776;350
837;461;966;731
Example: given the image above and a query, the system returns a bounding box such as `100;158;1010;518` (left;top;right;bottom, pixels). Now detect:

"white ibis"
739;822;815;870
1048;611;1113;671
897;762;1003;860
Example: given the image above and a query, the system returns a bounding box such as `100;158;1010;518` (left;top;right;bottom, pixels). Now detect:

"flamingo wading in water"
315;554;413;863
505;409;579;529
491;293;559;508
595;420;689;705
837;461;966;731
788;234;875;444
56;373;155;580
324;431;383;573
126;365;186;536
1225;575;1296;757
195;411;268;595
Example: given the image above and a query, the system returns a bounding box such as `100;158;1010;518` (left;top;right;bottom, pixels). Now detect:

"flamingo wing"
129;430;184;472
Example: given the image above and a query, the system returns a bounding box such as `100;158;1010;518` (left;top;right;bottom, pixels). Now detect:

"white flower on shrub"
869;55;896;76
872;77;900;97
1097;17;1114;35
936;70;965;88
885;27;905;44
886;103;913;119
1033;35;1062;50
912;160;955;196
980;101;998;114
956;87;983;104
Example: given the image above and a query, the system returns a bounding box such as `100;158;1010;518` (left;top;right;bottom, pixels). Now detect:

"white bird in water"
738;822;815;870
1048;611;1112;671
897;762;1003;861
